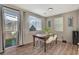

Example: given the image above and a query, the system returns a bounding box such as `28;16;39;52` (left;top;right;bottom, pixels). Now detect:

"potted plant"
42;27;52;35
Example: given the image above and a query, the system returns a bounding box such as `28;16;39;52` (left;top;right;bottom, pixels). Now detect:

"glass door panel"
3;7;20;48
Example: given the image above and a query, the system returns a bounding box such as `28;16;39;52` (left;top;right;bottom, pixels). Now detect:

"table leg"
44;41;46;52
33;36;35;47
56;38;57;44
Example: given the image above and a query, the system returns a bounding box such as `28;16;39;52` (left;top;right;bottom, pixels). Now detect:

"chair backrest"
53;35;57;40
46;34;57;44
46;36;54;43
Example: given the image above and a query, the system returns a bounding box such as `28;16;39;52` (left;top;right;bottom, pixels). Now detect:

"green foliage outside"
5;38;16;48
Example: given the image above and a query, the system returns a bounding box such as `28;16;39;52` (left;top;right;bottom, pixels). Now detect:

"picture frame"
68;16;73;27
48;20;51;27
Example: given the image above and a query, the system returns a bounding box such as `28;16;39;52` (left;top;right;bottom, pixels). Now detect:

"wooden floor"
1;41;79;55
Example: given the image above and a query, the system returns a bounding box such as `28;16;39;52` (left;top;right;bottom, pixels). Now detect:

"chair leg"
36;40;41;47
39;41;43;48
55;38;57;44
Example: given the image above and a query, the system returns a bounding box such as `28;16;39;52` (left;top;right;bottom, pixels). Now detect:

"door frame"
1;6;21;51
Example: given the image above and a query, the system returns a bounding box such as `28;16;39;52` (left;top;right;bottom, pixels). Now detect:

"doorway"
2;7;20;48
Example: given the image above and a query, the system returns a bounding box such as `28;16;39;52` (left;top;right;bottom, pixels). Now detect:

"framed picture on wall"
68;16;73;27
48;20;51;27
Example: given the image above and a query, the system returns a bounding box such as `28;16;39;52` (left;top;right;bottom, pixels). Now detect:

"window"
28;16;42;31
54;17;63;31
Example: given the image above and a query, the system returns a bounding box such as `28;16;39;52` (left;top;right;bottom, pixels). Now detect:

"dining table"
32;34;57;52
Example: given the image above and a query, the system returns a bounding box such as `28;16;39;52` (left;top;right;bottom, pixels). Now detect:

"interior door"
2;7;20;49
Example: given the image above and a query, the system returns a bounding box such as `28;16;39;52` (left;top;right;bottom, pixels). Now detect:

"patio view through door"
2;7;20;48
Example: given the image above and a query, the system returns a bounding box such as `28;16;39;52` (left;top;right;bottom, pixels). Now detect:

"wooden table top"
33;34;50;40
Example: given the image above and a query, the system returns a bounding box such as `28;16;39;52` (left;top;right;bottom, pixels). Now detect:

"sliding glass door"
2;7;20;48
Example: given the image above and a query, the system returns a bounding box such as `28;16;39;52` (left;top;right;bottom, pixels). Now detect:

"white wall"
22;12;46;44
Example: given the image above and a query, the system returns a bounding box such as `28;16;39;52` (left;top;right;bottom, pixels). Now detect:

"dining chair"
35;31;44;47
40;34;57;49
46;34;57;45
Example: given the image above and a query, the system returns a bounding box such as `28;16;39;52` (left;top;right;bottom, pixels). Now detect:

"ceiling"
12;4;79;17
